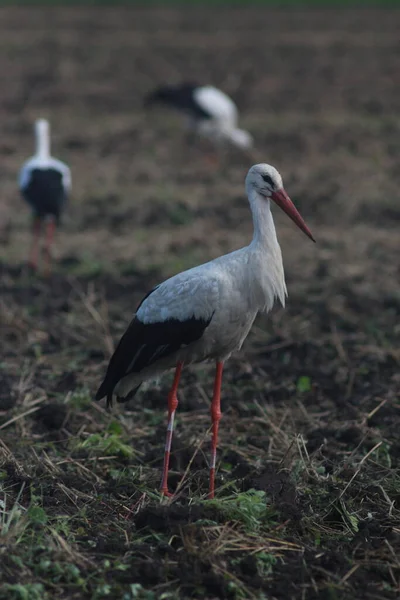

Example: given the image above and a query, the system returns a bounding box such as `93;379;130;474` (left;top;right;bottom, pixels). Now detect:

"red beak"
271;188;315;242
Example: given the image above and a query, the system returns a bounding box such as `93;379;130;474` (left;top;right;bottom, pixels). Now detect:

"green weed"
74;421;135;458
206;489;275;532
76;432;134;458
0;583;48;600
256;552;277;577
296;375;312;393
67;387;92;410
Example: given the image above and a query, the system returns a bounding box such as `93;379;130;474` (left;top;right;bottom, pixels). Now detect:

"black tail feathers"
95;382;142;409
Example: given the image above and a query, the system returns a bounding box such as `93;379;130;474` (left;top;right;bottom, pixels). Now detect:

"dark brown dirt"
0;6;399;600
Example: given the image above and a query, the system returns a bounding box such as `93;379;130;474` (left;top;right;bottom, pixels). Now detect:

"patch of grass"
296;375;312;393
0;489;88;598
256;552;277;577
67;388;93;411
0;583;48;600
74;422;136;459
206;490;276;532
0;488;27;543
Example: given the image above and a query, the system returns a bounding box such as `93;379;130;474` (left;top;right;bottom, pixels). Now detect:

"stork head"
246;163;315;242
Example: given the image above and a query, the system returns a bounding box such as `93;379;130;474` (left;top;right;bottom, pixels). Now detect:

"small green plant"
123;583;157;600
0;583;48;600
75;421;134;458
375;442;392;468
67;387;92;410
27;505;47;526
78;432;134;458
36;559;83;585
93;584;113;599
0;484;27;541
256;552;277;577
207;489;275;532
296;375;312;393
226;580;248;600
337;499;359;534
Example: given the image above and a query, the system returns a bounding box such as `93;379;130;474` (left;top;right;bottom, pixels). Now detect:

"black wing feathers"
23;168;66;222
95;313;212;405
144;83;212;120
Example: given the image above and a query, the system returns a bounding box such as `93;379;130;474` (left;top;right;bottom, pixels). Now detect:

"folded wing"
95;274;219;406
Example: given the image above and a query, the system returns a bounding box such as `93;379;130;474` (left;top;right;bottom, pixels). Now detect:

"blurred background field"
0;3;399;600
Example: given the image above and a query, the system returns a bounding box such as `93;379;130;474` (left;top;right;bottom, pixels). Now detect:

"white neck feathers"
35;119;51;160
246;185;287;308
246;186;278;247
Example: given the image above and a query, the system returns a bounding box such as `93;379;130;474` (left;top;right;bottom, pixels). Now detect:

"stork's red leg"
29;217;42;271
209;361;224;499
43;218;56;276
160;361;184;497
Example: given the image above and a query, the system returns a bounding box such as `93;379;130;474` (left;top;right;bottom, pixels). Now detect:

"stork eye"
262;175;274;187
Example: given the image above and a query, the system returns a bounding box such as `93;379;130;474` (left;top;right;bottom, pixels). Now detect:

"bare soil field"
0;6;399;600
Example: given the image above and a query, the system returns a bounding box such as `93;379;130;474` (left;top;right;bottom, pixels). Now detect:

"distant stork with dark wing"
19;118;71;273
96;163;315;499
144;83;253;152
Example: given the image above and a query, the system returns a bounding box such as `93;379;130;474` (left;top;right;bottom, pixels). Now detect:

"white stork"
96;163;315;498
19;118;71;274
144;83;253;152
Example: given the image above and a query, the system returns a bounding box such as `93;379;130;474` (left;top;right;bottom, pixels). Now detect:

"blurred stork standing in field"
96;163;315;499
144;83;254;159
19;118;71;274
